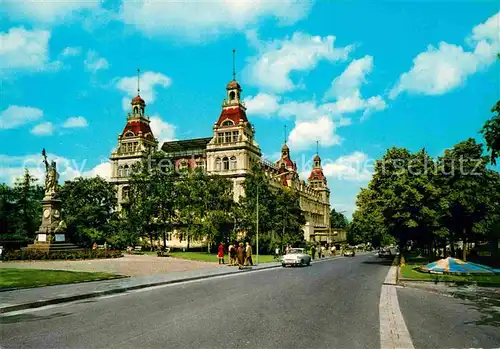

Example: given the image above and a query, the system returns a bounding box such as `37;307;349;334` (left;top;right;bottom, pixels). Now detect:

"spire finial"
316;140;319;155
284;125;287;144
232;49;236;81
137;68;140;95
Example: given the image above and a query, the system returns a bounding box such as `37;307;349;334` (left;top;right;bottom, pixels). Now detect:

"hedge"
1;249;123;261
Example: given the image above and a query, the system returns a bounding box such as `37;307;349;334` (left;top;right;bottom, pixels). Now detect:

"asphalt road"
398;286;500;348
2;254;498;349
0;254;389;349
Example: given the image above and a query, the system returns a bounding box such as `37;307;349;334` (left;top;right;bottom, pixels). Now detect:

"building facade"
110;76;331;248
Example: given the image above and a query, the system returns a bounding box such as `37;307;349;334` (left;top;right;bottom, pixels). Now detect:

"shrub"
1;249;123;261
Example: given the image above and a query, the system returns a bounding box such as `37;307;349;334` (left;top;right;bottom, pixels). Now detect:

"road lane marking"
380;267;415;349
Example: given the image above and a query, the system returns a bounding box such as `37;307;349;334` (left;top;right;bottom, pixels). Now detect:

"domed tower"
308;152;330;202
110;69;158;213
206;50;261;201
276;142;298;186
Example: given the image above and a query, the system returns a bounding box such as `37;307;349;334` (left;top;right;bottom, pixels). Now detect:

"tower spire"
232;49;236;81
137;68;140;95
316;140;319;155
284;125;287;144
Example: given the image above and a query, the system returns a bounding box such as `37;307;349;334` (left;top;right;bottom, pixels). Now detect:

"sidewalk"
0;261;281;314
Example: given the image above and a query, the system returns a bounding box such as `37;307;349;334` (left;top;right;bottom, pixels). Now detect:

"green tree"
273;187;306;251
59;176;117;246
438;138;491;260
330;208;348;229
481;100;500;165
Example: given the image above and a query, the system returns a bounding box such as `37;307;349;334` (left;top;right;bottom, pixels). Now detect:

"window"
230;156;237;170
118;166;124;177
122;186;129;200
133;107;138;114
229;91;235;101
196;161;205;172
215;158;221;171
123;165;129;177
141;107;145;115
179;160;189;171
217;133;224;144
222;120;234;127
124;131;134;138
232;131;238;142
225;132;231;143
223;157;229;170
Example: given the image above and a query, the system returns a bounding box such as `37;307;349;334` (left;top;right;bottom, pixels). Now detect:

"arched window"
215;158;221;171
124;131;134;138
229;91;235;101
122;186;129;200
141;107;145;115
230;156;237;170
223;157;229;171
123;165;129;177
118;166;124;177
133;107;138;114
222;119;234;126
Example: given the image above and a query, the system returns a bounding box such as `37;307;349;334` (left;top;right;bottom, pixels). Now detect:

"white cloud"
0;105;43;129
390;12;499;98
149;116;176;144
288;116;340;151
119;0;311;41
63;116;88;128
4;0;103;24
61;46;81;57
31;122;54;136
323;55;387;119
244;93;281;117
0;153;109;186
117;71;172;111
0;27;51;72
301;151;373;182
245;32;352;92
84;50;109;73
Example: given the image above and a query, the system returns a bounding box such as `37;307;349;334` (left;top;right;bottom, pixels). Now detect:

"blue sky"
1;1;499;217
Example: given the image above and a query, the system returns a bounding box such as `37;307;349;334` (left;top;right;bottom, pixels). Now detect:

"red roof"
309;167;326;182
226;79;241;90
122;120;153;137
216;107;248;127
313;154;321;161
131;95;146;106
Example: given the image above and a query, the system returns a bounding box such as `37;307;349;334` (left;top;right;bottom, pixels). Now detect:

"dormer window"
125;131;135;138
222;120;234;127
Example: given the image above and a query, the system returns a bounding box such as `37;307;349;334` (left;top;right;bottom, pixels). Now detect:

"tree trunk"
442;239;447;258
450;236;455;257
187;235;190;250
163;231;166;249
462;228;467;261
149;233;153;251
428;239;434;260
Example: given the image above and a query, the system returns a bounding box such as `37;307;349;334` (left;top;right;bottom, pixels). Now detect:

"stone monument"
25;149;81;252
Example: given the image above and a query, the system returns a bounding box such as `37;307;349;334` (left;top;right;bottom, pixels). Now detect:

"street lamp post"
256;184;259;265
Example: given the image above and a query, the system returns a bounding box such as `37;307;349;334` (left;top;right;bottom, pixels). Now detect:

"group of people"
218;242;253;269
310;244;336;259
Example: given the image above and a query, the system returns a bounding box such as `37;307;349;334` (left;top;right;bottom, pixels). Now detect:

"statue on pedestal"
42;148;59;198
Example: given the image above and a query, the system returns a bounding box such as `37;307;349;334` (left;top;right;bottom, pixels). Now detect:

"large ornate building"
110;72;331;248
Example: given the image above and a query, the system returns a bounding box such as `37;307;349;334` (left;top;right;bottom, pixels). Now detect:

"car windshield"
288;248;304;254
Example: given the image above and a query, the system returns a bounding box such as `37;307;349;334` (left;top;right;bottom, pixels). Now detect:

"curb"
0;263;281;314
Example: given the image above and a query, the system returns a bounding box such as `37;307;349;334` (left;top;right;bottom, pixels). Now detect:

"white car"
281;248;312;267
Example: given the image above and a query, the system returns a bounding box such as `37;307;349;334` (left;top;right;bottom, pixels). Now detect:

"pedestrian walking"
228;243;235;265
321;245;326;259
217;242;225;264
237;242;245;269
275;247;280;259
311;245;316;260
245;242;253;266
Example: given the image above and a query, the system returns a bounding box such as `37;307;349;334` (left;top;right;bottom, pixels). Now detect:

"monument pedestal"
24;195;82;252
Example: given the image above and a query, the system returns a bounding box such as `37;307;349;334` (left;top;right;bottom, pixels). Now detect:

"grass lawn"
169;252;277;264
400;253;500;286
0;269;123;290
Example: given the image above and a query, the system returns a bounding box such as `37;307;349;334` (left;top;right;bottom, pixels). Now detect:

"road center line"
379;268;415;349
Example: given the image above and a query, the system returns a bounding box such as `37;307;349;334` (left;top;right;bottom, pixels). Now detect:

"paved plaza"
0;254;224;276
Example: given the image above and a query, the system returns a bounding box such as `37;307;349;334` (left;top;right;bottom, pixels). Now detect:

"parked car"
343;247;355;257
282;248;311;267
378;248;392;257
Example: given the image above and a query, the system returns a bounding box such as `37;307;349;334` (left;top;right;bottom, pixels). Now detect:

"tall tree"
59;176;117;246
330;208;348;229
481;100;500;165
